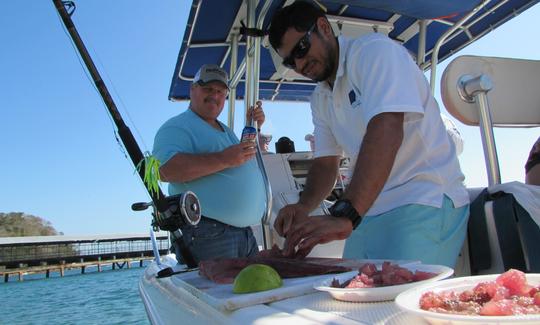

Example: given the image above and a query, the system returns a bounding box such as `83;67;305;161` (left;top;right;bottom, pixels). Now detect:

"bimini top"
170;0;538;102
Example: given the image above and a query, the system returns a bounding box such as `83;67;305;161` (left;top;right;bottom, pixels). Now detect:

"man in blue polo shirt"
153;64;266;264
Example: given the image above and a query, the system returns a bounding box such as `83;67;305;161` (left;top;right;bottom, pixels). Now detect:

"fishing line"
54;4;150;154
91;52;151;153
54;7;122;153
54;5;157;199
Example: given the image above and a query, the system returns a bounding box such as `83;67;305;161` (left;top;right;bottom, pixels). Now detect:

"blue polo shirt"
152;109;265;227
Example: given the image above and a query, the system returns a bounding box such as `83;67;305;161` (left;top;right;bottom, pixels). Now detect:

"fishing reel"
131;191;201;232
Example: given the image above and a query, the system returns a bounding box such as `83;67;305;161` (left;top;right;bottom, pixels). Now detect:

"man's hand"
274;203;310;237
247;100;265;127
283;215;353;258
220;142;256;167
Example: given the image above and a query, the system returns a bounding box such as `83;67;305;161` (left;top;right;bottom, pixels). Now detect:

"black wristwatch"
328;199;362;229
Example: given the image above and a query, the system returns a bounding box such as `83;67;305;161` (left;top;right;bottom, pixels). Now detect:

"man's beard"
312;39;336;82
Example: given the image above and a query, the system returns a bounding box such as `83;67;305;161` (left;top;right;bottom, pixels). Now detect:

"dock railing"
0;233;170;282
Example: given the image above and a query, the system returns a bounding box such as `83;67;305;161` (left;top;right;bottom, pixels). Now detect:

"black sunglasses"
282;24;316;69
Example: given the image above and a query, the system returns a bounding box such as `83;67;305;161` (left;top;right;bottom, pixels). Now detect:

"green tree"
0;212;61;237
0;213;73;265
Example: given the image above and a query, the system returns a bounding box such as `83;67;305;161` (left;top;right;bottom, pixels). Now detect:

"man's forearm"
159;152;227;183
298;156;340;211
344;113;404;215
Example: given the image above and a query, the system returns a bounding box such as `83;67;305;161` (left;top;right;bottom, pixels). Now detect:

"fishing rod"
52;0;199;268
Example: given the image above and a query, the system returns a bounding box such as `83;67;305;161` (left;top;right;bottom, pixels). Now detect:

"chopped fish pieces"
331;261;438;288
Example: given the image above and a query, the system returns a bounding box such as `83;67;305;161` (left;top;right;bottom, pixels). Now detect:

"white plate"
395;273;540;325
314;263;453;302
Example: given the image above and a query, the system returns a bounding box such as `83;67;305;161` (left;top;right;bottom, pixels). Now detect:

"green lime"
232;264;283;294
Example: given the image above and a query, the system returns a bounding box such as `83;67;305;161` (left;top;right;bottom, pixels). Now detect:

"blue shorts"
343;196;469;267
174;217;259;265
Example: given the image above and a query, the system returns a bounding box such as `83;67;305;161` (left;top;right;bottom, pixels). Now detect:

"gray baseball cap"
192;64;229;89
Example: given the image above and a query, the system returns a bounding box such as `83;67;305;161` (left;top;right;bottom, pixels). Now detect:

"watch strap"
329;199;362;229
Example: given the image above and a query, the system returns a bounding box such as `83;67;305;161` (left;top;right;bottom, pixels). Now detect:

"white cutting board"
171;270;342;311
170;259;419;312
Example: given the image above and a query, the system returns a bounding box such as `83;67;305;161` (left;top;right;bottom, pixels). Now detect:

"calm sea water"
0;265;150;325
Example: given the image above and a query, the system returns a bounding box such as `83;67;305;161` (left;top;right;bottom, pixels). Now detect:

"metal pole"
417;20;427;66
244;0;274;250
245;0;256;122
429;0;491;91
458;74;500;185
476;92;501;185
255;0;275;251
228;32;239;129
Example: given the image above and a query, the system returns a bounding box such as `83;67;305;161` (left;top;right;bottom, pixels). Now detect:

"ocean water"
0;265;150;325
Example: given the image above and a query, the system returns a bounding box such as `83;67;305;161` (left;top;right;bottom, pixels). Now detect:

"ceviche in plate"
314;261;453;302
395;269;540;325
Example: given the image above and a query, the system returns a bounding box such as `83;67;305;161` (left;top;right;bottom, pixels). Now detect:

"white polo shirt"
311;33;469;216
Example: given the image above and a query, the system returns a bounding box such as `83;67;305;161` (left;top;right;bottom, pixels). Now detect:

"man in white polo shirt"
268;1;470;267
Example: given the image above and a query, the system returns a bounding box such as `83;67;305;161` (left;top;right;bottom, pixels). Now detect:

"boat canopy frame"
171;0;539;105
170;0;538;249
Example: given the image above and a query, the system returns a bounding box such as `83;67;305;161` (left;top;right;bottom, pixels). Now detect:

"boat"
53;0;540;324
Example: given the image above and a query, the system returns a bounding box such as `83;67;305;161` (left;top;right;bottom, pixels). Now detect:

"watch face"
331;199;351;216
334;200;348;212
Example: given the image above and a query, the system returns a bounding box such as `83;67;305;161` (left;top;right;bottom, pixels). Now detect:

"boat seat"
442;55;540;127
442;55;540;185
441;55;540;275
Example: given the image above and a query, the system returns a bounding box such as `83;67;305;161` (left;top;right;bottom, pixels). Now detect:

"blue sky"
1;1;538;235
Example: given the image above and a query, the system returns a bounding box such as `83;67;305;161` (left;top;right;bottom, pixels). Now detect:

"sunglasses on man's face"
282;24;316;69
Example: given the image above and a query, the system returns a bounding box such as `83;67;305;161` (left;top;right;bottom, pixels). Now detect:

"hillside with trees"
0;212;61;237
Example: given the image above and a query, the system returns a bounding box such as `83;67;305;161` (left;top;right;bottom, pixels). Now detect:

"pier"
0;232;170;282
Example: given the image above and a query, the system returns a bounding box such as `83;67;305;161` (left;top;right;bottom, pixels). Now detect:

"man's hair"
268;1;326;51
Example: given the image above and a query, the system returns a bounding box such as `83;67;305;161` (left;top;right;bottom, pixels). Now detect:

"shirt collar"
335;35;351;81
